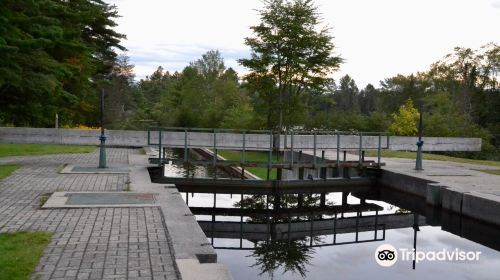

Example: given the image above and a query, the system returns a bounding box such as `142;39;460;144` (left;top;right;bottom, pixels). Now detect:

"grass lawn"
0;231;52;280
218;150;281;179
365;150;500;167
0;144;96;157
0;164;22;180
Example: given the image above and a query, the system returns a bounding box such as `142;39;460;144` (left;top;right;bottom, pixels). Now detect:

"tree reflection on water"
249;238;315;278
235;193;327;278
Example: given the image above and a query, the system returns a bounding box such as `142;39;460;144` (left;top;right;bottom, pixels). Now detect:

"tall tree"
103;54;135;129
0;0;125;126
335;74;359;112
427;43;500;114
136;51;258;129
239;0;342;130
388;98;419;136
190;50;225;84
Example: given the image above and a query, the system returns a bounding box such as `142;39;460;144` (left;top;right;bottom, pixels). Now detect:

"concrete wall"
281;134;389;149
281;134;481;151
150;131;273;150
389;136;482;152
378;169;500;226
378;170;435;197
0;127;147;147
0;127;482;151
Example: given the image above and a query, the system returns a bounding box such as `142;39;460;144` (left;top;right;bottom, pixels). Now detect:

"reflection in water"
250;238;314;278
181;190;500;279
185;191;393;278
412;213;420;270
237;194;319;277
160;148;230;178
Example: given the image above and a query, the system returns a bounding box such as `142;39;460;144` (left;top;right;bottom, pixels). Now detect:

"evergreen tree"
0;0;125;126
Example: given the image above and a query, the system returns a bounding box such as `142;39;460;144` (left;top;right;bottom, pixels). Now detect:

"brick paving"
0;149;179;280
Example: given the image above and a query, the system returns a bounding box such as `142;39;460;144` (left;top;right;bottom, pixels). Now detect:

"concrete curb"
127;153;232;280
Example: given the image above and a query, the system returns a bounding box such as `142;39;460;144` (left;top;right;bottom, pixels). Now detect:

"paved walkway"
0;149;179;280
373;156;500;193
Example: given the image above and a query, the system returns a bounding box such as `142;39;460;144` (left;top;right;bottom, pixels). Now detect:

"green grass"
218;150;281;179
0;144;96;157
0;231;52;280
365;150;500;167
475;169;500;175
0;164;22;180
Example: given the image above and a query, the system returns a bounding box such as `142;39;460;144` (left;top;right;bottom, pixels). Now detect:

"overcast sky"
107;0;500;88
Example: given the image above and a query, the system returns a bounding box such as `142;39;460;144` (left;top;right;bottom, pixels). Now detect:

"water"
157;148;231;178
180;191;500;280
155;148;500;279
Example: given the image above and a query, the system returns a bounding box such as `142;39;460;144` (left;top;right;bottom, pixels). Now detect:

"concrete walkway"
0;149;179;280
375;156;500;226
376;156;500;193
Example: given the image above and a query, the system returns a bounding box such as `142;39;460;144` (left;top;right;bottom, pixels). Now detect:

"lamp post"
415;101;424;170
98;89;107;168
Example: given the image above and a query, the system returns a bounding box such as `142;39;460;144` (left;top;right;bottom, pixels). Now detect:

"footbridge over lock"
146;127;482;190
146;127;481;152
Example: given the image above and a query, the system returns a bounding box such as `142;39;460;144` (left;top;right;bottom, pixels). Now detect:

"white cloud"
123;43;250;79
108;0;500;87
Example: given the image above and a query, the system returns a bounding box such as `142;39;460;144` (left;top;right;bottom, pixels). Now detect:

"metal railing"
148;126;389;181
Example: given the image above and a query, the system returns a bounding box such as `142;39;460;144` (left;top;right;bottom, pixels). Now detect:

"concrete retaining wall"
281;135;481;151
378;170;434;197
378;169;500;226
0;127;482;151
389;136;481;152
0;127;147;147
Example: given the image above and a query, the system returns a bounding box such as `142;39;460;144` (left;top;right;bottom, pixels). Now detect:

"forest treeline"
114;45;499;159
0;0;125;126
1;0;499;159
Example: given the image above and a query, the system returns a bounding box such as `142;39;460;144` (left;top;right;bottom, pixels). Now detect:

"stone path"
0;149;179;280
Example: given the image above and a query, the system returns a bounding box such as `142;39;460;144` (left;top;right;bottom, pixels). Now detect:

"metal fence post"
336;133;340;177
241;131;246;164
213;129;217;169
313;131;317;168
378;134;382;166
184;129;188;163
290;130;294;169
158;129;162;166
267;132;272;181
358;132;363;166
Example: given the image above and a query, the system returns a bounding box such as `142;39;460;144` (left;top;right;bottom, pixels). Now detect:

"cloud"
121;43;250;80
492;1;500;8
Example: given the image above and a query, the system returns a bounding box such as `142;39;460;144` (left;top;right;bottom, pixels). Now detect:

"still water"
159;149;500;279
178;191;500;280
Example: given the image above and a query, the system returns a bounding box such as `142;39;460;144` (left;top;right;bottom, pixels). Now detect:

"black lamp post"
415;101;424;170
98;89;107;168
